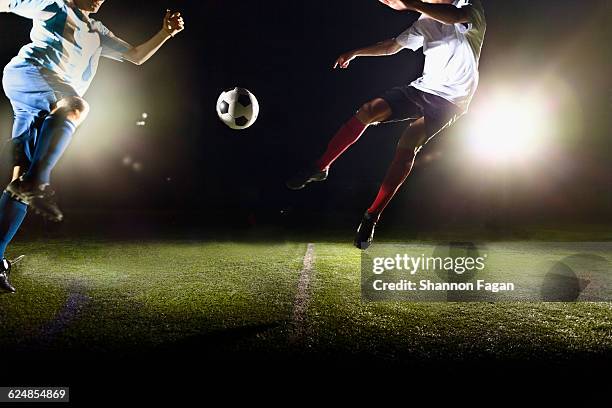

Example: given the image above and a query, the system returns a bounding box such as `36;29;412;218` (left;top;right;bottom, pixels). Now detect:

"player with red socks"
287;0;486;249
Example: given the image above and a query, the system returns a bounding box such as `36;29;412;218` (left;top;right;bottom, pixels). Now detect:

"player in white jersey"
0;0;184;292
287;0;485;249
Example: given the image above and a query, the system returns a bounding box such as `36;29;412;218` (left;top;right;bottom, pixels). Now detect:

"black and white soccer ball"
216;87;259;130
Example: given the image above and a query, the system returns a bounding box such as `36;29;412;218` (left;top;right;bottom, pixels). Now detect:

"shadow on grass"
150;320;287;355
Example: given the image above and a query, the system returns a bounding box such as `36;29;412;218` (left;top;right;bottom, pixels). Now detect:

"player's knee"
398;135;422;153
355;103;370;124
356;99;390;124
399;140;426;157
54;96;90;124
398;119;427;154
356;101;379;124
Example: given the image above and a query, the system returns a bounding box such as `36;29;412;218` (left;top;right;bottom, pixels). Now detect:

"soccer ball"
216;87;259;130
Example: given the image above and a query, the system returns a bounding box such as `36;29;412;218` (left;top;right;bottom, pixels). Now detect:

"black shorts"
380;85;462;139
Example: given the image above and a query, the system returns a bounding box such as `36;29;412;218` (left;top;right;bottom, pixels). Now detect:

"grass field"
1;237;611;391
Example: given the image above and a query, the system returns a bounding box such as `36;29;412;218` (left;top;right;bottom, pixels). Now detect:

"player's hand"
163;10;185;37
378;0;418;11
333;52;357;69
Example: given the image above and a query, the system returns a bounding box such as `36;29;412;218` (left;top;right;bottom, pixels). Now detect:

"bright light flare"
465;92;554;163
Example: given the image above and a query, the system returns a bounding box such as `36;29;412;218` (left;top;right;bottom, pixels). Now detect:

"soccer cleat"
354;212;379;250
0;256;23;294
5;177;63;222
286;166;329;190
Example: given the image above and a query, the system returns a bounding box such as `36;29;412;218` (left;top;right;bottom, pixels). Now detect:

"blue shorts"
2;62;78;167
380;85;462;142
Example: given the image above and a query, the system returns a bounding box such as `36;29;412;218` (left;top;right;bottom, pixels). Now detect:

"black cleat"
286;166;329;190
0;256;24;293
5;177;63;222
354;212;379;250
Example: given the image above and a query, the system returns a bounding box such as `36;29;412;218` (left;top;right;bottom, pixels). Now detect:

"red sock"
367;147;416;216
315;116;368;171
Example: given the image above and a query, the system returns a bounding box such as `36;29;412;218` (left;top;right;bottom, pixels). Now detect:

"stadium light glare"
465;92;552;163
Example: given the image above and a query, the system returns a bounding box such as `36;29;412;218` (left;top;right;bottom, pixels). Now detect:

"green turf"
0;239;610;364
0;240;306;354
309;242;612;362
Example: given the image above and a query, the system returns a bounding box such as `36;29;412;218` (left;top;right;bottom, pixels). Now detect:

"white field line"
290;243;315;342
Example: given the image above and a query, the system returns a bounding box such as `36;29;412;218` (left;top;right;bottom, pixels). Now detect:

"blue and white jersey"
1;0;132;96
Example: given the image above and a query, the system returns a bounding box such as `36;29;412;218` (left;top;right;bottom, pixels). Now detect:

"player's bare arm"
334;39;403;69
123;10;185;65
379;0;472;25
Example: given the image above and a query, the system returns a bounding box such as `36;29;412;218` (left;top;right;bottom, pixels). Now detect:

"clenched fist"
163;10;185;37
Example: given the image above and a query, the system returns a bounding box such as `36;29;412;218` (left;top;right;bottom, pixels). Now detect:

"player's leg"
24;96;89;184
0;100;37;293
315;98;393;170
368;117;426;216
0;166;29;293
6;96;89;222
286;98;392;190
354;117;427;249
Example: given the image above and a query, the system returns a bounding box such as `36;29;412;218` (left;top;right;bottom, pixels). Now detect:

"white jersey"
395;0;486;113
1;0;132;96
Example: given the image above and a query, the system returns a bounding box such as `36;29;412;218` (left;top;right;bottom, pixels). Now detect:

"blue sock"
0;192;28;259
25;114;76;184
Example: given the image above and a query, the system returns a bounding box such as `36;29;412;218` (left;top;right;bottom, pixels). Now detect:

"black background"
0;0;610;233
